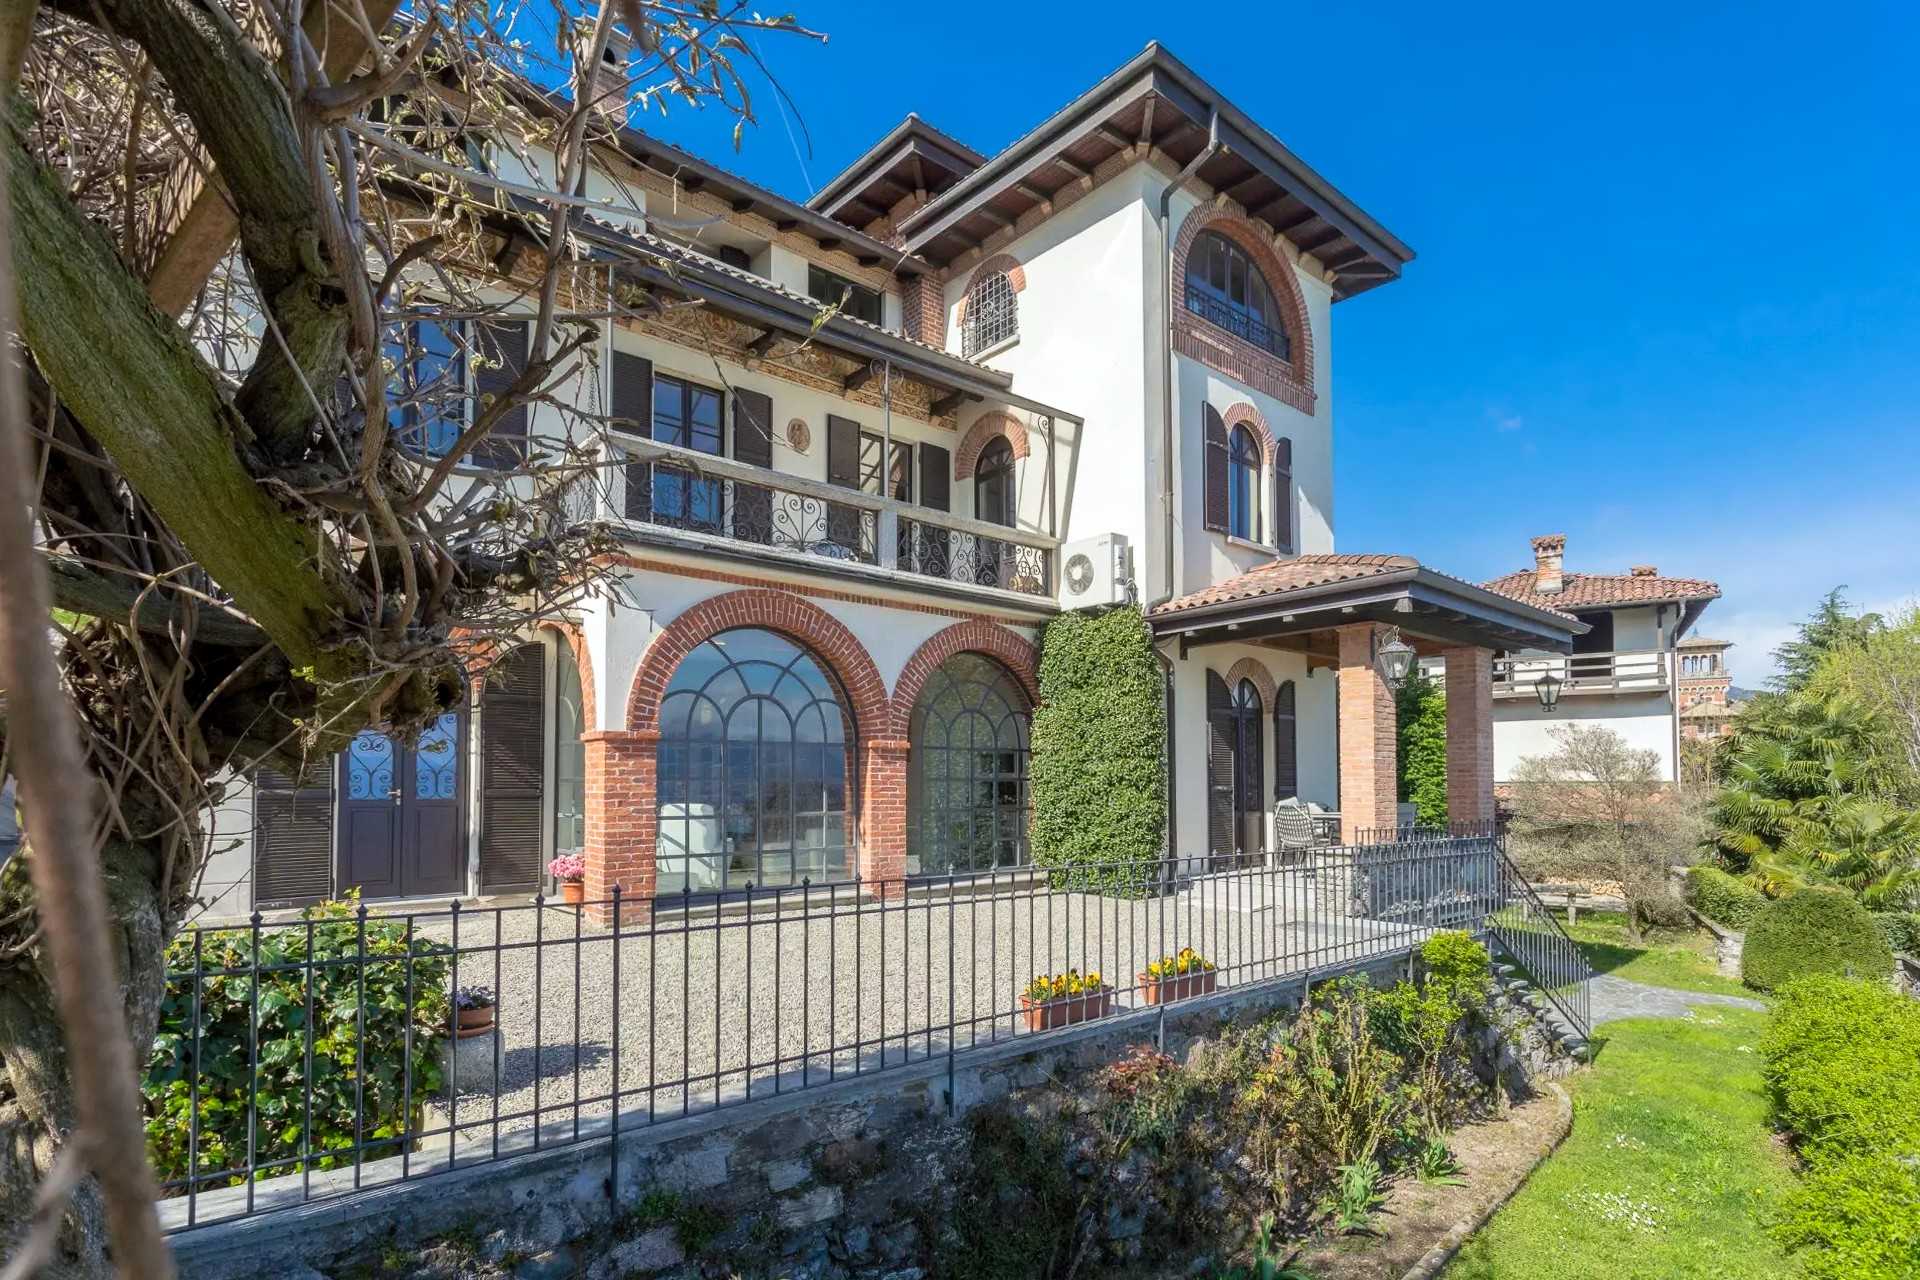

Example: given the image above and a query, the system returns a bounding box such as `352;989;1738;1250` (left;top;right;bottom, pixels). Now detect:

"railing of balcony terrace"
578;439;1057;601
1491;649;1671;697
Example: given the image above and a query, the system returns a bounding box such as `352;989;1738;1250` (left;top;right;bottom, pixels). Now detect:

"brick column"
860;737;910;898
1336;623;1399;841
582;729;658;924
1442;646;1496;827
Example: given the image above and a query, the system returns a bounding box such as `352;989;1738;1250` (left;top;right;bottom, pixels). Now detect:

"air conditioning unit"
1059;533;1132;609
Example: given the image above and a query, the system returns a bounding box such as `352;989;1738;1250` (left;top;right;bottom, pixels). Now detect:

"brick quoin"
1335;623;1398;841
951;412;1032;481
1220;656;1277;709
1171;203;1316;414
901;272;948;350
1442;646;1496;825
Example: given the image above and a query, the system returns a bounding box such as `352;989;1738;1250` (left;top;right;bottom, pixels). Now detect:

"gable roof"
890;43;1415;298
808;114;985;226
1482;570;1722;613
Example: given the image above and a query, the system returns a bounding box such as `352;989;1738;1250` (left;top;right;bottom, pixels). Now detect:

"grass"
1445;1009;1797;1280
1558;910;1754;998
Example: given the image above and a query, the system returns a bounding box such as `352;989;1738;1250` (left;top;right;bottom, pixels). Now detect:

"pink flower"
547;853;586;882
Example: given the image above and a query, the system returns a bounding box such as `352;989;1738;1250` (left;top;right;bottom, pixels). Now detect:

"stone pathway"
1588;973;1764;1026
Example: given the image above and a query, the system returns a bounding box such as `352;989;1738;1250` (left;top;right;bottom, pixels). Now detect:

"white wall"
1608;605;1665;651
1493;693;1678;783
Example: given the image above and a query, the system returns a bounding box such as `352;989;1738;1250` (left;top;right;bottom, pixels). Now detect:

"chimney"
1531;534;1566;595
579;10;634;117
1630;565;1658;577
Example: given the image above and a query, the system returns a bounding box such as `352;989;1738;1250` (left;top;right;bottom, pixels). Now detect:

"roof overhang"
895;43;1415;298
808;115;985;227
1152;566;1586;655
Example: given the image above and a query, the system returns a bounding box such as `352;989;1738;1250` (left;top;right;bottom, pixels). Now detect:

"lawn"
1445;1009;1797;1280
1558;909;1754;998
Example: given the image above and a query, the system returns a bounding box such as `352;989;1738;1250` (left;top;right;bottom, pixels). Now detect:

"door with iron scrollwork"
336;709;466;899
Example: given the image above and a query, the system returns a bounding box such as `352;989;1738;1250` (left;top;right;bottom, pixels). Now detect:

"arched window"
554;640;586;857
907;653;1032;876
1185;230;1291;361
1228;425;1261;541
1206;672;1266;867
974;436;1016;527
656;629;853;894
961;268;1018;357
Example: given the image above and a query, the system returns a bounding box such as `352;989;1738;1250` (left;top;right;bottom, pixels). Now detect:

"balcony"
1491;649;1671;698
562;438;1055;603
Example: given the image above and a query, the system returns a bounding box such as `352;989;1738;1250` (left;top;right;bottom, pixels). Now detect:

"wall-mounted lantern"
1534;671;1564;713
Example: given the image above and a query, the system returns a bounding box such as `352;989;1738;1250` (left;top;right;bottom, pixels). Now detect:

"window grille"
962;270;1019;357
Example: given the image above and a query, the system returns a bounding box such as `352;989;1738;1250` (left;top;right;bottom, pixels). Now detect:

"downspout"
1148;112;1221;867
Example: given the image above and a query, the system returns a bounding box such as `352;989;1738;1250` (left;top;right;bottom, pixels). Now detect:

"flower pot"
1137;969;1218;1006
1019;990;1112;1033
456;1006;496;1038
560;880;585;906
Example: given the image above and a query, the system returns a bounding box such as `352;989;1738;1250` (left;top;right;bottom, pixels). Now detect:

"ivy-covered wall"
1030;605;1167;882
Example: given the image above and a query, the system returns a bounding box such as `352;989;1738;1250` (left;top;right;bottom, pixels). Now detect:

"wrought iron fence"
148;833;1579;1232
900;517;1051;596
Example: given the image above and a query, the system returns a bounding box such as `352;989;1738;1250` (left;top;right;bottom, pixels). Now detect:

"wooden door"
337;710;467;899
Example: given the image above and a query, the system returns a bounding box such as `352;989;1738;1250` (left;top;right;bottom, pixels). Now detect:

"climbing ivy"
1030;605;1166;890
1396;667;1448;827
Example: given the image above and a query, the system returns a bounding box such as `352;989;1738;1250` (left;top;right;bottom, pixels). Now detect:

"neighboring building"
1469;535;1721;785
199;41;1582;918
1676;636;1743;742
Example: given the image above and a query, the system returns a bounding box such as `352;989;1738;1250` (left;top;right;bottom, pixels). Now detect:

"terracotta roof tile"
1482;569;1720;612
1148;553;1417;616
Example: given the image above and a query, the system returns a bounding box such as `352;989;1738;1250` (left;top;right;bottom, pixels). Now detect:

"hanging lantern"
1534;671;1564;712
1373;626;1417;690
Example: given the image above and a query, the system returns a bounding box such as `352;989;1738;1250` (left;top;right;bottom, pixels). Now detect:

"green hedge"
1684;865;1767;930
1871;910;1920;956
1762;976;1920;1278
1029;606;1165;891
1741;887;1893;992
143;900;451;1187
1395;669;1447;828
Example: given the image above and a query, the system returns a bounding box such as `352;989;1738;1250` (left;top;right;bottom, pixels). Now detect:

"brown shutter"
919;442;950;511
1206;671;1235;862
915;441;951;577
252;764;335;908
1203;405;1229;533
731;388;774;544
1274;437;1294;554
614;351;653;521
474;320;530;468
479;644;545;894
1273;679;1298;800
825;414;862;553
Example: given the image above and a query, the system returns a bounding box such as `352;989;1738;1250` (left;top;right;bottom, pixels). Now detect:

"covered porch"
1149;554;1584;850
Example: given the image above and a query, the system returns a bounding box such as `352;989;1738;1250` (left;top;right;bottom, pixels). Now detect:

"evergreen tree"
1772;588;1883;693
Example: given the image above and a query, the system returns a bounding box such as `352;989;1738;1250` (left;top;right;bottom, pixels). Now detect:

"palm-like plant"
1709;695;1920;908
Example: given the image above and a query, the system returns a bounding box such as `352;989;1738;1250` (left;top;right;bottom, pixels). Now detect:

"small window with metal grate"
961;270;1019;357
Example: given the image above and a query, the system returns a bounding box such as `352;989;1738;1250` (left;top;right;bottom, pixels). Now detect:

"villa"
200;42;1586;918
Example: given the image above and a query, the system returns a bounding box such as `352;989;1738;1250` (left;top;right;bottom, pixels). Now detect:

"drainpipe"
1147;112;1221;869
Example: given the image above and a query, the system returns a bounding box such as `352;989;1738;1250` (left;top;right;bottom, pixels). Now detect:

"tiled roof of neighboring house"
1676;634;1734;649
1148;554;1417;615
1482;570;1721;613
1681;700;1739;719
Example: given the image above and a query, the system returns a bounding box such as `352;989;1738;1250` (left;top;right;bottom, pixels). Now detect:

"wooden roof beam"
843;360;880;393
747;329;782;357
930;389;978;418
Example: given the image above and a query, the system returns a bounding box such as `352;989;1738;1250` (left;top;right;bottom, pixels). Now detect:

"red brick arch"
624;588;889;734
1222;657;1278;709
953;253;1028;330
953;411;1031;480
1172;203;1316;413
539;619;597;731
888;620;1041;737
1222;402;1280;470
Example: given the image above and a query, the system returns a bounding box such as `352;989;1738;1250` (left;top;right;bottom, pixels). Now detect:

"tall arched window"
907;653;1031;876
1185;230;1290;361
1206;672;1266;866
1231;679;1265;859
554;640;586;858
1228;425;1261;541
974;436;1017;527
656;629;853;894
961;268;1019;357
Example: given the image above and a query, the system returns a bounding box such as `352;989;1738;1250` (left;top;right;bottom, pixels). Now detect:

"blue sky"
642;1;1919;682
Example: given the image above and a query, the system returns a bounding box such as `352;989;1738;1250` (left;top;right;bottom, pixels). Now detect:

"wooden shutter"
825;414;862;552
1274;437;1294;554
915;441;952;577
1202;405;1229;533
1205;671;1235;862
731;388;774;544
253;764;334;908
1273;680;1298;801
918;442;951;512
614;351;653;521
479;644;545;893
474;319;529;468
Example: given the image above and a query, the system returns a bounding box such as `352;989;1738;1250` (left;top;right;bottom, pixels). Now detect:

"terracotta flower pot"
1137;969;1218;1006
560;880;585;906
1019;990;1112;1033
456;1005;496;1038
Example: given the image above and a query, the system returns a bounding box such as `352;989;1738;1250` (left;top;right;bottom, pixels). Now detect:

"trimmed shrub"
1761;976;1920;1167
1417;929;1491;992
1871;910;1920;956
1741;887;1893;992
1030;606;1165;891
1772;1151;1920;1280
1684;865;1766;930
143;900;451;1187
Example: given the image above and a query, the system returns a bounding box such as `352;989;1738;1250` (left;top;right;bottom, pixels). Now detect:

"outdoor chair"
1272;801;1317;863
